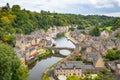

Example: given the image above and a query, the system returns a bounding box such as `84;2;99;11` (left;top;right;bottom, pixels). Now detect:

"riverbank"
41;51;76;80
65;31;78;45
28;36;75;80
41;32;80;80
28;49;51;68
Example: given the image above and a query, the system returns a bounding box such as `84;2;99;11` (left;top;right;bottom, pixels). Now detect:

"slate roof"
55;61;84;70
14;47;20;52
87;52;100;63
55;61;97;73
46;39;52;46
84;65;94;69
115;38;120;45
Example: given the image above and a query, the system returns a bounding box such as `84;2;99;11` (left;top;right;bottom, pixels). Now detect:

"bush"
42;74;50;80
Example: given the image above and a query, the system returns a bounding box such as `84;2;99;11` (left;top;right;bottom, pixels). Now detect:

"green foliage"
112;19;120;30
0;4;120;46
66;69;116;80
41;74;50;80
67;76;80;80
0;44;28;80
105;50;120;61
77;24;86;29
76;57;82;61
98;69;116;80
115;33;120;38
99;26;112;31
69;27;75;31
82;69;115;80
90;27;100;36
12;5;21;12
38;49;51;60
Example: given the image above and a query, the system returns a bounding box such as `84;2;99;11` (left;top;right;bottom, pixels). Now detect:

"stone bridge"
45;46;75;52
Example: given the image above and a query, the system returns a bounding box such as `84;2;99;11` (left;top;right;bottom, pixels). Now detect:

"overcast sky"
0;0;120;17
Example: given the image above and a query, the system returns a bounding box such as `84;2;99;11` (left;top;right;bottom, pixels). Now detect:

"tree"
90;27;100;36
98;69;116;80
116;50;120;60
12;5;21;12
105;50;120;61
105;50;116;61
112;19;120;30
115;33;120;38
0;4;120;46
0;44;28;80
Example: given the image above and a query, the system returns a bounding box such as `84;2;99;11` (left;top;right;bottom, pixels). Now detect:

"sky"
0;0;120;17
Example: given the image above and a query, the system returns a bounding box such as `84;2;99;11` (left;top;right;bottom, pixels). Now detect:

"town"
14;26;120;80
0;2;120;80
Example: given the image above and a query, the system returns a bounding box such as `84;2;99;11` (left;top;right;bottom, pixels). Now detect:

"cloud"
0;0;120;17
104;12;120;17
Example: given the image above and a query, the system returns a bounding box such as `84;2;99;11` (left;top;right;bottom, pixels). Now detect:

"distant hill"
0;3;120;45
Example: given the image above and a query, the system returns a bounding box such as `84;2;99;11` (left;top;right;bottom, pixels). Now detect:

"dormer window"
21;40;24;44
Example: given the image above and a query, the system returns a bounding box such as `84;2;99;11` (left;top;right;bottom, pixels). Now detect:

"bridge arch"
45;46;75;54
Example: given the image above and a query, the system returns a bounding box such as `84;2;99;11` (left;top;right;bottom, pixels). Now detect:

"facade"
115;39;120;49
107;61;120;75
54;61;104;78
100;30;109;38
83;52;104;68
54;61;84;78
115;62;120;75
14;27;68;65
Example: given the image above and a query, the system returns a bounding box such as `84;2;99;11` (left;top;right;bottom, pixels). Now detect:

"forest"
0;3;120;45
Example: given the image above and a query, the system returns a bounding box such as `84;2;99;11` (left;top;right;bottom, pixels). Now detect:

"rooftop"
55;61;84;70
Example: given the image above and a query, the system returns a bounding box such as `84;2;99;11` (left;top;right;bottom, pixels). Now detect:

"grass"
99;26;112;31
37;49;46;53
28;49;51;66
49;65;54;70
38;49;51;60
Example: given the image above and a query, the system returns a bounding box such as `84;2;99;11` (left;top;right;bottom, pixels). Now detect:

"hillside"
0;3;120;45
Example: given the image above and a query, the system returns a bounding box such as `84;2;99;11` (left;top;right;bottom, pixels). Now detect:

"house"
100;30;110;38
86;52;98;62
82;52;104;68
15;34;24;48
54;61;104;79
115;62;120;75
54;61;84;78
105;40;116;50
93;55;104;68
107;61;120;75
39;38;46;48
115;39;120;49
86;46;93;53
92;41;101;51
99;45;107;55
46;39;53;47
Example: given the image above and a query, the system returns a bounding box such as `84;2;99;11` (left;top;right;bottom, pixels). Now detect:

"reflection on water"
55;37;75;48
60;50;70;56
28;57;62;80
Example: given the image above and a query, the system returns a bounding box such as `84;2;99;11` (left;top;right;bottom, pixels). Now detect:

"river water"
28;36;75;80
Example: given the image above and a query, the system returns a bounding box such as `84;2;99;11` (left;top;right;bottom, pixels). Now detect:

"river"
28;36;75;80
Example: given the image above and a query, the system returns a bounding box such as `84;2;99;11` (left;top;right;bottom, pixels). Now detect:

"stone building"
54;61;84;78
82;51;104;68
100;30;110;38
115;62;120;75
107;61;120;75
54;61;104;79
115;39;120;49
